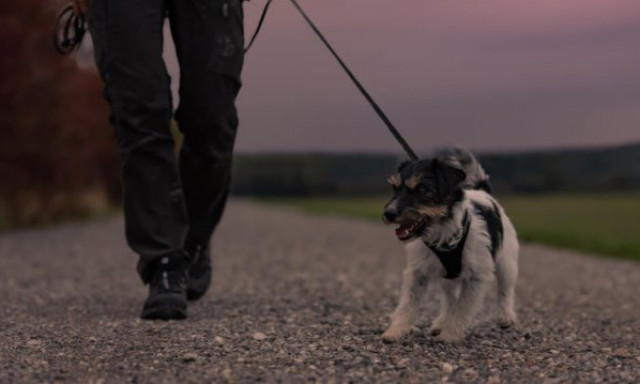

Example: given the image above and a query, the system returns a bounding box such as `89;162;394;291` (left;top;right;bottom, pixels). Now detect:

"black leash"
52;0;419;160
54;0;273;55
289;0;419;160
53;3;87;55
244;0;274;53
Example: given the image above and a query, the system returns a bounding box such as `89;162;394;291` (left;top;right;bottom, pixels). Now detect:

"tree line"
2;1;638;229
231;144;640;196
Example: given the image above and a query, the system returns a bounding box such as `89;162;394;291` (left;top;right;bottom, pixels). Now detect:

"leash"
289;0;419;160
53;3;87;55
54;0;273;55
52;0;419;160
244;0;274;53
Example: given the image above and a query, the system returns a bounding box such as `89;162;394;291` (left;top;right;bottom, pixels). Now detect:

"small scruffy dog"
381;148;519;343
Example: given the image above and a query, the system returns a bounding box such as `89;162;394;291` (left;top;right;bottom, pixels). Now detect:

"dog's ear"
433;159;466;199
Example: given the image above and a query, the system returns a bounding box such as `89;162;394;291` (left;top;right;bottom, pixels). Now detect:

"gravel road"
1;200;638;383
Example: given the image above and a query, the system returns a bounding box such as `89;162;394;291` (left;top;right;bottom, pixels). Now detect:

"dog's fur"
381;147;519;343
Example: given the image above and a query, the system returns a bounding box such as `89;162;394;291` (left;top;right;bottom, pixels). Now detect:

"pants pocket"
193;0;245;79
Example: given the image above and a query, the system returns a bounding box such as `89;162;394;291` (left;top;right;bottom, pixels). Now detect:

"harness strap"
425;211;471;279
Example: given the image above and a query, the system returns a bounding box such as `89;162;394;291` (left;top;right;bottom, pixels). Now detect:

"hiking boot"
141;252;188;320
186;243;212;301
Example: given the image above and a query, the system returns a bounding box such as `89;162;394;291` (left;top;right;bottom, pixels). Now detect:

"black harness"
424;211;471;279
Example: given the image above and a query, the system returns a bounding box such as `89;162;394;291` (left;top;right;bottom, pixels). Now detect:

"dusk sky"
162;0;640;154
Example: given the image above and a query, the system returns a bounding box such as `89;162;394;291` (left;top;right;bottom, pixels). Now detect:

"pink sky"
162;0;640;153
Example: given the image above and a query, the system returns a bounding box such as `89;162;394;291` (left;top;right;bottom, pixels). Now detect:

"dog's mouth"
395;219;426;241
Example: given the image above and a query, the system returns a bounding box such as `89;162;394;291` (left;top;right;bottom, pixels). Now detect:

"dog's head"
383;159;466;241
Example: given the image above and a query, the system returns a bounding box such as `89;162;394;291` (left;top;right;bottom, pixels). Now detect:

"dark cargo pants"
88;0;244;283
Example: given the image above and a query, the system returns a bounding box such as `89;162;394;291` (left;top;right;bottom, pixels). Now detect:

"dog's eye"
417;184;434;194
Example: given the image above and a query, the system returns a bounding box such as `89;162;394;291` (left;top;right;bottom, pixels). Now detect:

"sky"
160;0;640;154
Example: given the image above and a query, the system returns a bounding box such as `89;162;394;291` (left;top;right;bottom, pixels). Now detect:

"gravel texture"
1;200;638;383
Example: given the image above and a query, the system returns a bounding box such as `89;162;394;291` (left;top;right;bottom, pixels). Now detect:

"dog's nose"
383;211;397;223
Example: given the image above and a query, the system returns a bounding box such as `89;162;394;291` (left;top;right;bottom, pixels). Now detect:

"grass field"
263;193;640;261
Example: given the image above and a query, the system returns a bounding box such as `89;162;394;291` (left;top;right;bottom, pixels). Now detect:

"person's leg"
89;0;189;318
167;0;244;299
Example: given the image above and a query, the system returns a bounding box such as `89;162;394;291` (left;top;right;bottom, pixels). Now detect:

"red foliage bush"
0;0;121;227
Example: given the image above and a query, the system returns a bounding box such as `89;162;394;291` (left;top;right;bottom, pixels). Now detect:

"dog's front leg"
437;277;487;343
382;267;428;342
429;281;458;336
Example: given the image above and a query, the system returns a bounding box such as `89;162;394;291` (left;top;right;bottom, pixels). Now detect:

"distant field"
263;193;640;261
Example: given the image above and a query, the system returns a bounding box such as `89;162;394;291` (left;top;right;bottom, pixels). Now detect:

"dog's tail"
437;147;491;193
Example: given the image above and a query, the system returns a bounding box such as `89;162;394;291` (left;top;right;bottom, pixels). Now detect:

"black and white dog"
381;148;518;343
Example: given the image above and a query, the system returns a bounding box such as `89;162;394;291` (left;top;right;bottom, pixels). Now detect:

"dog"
381;147;519;343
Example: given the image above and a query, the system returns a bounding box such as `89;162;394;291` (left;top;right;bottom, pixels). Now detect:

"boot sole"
141;292;188;320
141;305;187;320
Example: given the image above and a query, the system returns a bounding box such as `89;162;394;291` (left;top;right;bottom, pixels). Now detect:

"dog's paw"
429;314;448;336
382;325;411;342
498;318;517;329
497;312;518;329
435;328;466;343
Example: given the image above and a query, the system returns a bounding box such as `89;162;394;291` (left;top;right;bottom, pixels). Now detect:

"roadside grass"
262;193;640;262
0;189;119;232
